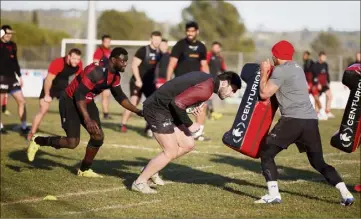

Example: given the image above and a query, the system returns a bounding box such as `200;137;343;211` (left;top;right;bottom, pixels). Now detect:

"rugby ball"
186;102;205;114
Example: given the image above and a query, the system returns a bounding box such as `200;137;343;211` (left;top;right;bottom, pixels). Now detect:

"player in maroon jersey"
27;47;143;178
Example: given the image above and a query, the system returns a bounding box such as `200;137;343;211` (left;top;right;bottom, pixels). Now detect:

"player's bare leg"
11;90;29;134
2;93;11;115
0;93;7;134
102;89;112;119
120;95;140;132
28;99;51;140
132;126;195;193
325;89;335;118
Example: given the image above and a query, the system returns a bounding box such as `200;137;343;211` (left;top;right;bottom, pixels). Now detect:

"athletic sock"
336;182;353;199
267;181;280;197
21;121;27;130
35;136;61;148
199;125;205;135
104;113;109;118
80;160;92;172
2;105;6;113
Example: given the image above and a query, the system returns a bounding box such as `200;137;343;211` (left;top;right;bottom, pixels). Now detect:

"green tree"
32;10;39;26
97;8;159;40
170;0;255;52
310;32;342;55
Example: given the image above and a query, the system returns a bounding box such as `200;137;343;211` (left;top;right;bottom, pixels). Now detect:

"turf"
1;98;360;218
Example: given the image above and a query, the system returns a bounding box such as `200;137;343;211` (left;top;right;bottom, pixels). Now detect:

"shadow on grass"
101;122;148;138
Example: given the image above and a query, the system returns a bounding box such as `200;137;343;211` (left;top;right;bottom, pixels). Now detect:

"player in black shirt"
312;51;335;120
131;71;241;194
155;39;170;88
120;31;162;136
0;25;29;135
166;21;210;141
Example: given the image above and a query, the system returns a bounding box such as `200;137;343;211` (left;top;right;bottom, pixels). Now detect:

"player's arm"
132;56;143;83
200;44;209;73
43;59;62;100
110;76;143;117
170;79;213;127
166;41;182;81
259;61;281;100
13;42;21;77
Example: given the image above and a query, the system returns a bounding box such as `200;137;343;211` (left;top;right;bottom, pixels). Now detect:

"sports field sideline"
1;98;360;218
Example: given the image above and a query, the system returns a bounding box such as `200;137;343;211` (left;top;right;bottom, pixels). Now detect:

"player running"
131;71;241;194
120;31;162;136
312;51;335;120
27;48;83;140
27;47;143;177
0;25;29;135
166;21;211;141
206;41;227;120
255;40;354;206
93;34;113;120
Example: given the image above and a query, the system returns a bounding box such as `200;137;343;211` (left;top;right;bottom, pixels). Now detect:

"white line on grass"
63;200;162;215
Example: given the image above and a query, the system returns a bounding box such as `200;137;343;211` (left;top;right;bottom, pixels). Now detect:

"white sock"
199;125;204;134
0;123;3;129
267;181;280;197
21;121;27;129
336;182;353;199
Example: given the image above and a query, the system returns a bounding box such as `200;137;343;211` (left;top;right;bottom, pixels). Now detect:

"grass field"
1;98;360;218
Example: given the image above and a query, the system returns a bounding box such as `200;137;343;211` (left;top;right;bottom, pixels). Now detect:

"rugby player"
166;21;211;141
154;39;170;89
27;48;83;140
132;71;241;193
93;34;112;120
27;47;143;177
255;40;354;206
120;31;162;136
0;25;29;135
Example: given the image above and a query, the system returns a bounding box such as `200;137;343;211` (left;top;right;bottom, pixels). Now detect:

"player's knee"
67;138;80;149
88;136;104;148
163;148;178;160
18;98;26;106
179;141;195;152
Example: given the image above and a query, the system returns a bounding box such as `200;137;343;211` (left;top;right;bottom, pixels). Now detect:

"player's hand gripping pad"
331;63;361;153
222;63;278;158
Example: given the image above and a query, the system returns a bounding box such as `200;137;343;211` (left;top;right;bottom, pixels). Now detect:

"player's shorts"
39;86;65;100
129;77;156;98
266;117;322;153
59;94;101;138
143;104;182;134
319;85;330;94
0;75;21;94
307;82;319;96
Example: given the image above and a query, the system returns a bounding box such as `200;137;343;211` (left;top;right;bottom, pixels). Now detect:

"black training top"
144;71;219;127
0;40;21;77
303;58;314;73
134;45;161;80
156;51;170;79
312;61;330;85
171;38;207;77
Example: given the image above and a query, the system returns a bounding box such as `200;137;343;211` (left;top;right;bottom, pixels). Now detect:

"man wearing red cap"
255;40;354;206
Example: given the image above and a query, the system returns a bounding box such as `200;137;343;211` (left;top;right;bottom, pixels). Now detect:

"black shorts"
59;94;101;138
143;105;182;134
0;75;21;94
129;77;156;98
39;87;65;99
266;117;322;153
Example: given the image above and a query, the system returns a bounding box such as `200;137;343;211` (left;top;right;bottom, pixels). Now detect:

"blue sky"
1;1;360;32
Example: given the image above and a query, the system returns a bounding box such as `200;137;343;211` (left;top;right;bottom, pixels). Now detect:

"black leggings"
260;144;343;186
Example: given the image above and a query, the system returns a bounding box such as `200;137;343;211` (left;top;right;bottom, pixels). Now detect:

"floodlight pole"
86;0;97;65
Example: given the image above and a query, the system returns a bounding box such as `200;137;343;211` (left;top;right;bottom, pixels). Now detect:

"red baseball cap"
272;40;294;60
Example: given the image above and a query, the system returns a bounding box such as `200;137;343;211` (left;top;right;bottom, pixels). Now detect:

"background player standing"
27;47;143;178
155;39;170;89
93;34;113;120
27;48;83;140
0;25;29;135
166;21;210;141
120;31;162;136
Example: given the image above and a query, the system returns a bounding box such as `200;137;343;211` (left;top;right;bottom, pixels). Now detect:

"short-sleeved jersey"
134;45;161;79
48;57;83;90
312;61;330;85
207;51;226;76
170;38;207;77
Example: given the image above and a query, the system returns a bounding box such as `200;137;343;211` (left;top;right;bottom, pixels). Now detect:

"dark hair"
304;50;310;56
110;47;128;58
151;31;162;37
217;71;242;90
1;25;12;31
68;48;81;56
185;21;199;30
101;34;111;41
161;38;168;43
319;51;326;56
212;41;222;47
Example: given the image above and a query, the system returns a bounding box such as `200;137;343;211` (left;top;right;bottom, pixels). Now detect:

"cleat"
318;113;328;121
327;112;336;119
194;135;211;142
103;114;113;120
140;167;165;186
0;128;8;135
3;109;12;116
340;193;354;206
131;181;157;194
21;126;30;135
27;135;40;162
77;169;103;178
354;184;361;192
120;124;127;133
254;194;282;204
145;129;153;138
211;112;223;120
